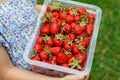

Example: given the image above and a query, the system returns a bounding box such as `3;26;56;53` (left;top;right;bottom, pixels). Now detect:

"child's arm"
0;46;61;80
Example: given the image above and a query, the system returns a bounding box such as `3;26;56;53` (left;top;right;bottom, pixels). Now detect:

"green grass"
37;0;120;80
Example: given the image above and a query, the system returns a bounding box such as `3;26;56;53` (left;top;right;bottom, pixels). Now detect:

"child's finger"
62;75;85;80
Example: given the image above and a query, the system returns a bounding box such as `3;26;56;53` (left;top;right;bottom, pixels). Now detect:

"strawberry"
74;25;86;34
53;12;59;17
42;35;53;46
75;16;81;22
40;23;50;34
69;33;76;41
56;52;68;64
64;40;73;51
88;13;95;23
50;17;57;23
50;23;60;34
72;44;80;55
53;34;64;46
62;24;72;34
78;8;86;15
68;8;78;17
50;46;62;55
71;22;77;30
59;12;67;20
86;24;94;36
34;43;42;53
49;56;57;64
62;64;70;68
72;43;85;55
66;15;74;23
36;36;43;44
30;50;40;61
31;56;40;61
74;53;87;65
39;50;50;61
79;38;90;48
47;6;51;12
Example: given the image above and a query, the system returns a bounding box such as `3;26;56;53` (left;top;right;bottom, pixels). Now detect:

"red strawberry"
53;12;59;17
68;7;78;17
47;6;51;12
34;43;42;53
68;54;73;59
64;40;73;51
56;52;68;64
42;35;53;46
49;56;57;64
86;24;94;36
53;34;64;46
74;25;86;34
77;32;86;38
43;45;51;50
50;23;60;34
88;13;95;23
40;23;50;34
31;56;40;61
62;24;72;34
63;50;73;59
78;8;86;15
79;38;90;48
62;64;70;68
50;17;57;23
50;46;62;55
66;15;74;23
74;53;87;65
75;16;81;22
72;44;80;55
39;50;50;61
56;19;62;26
36;36;43;44
71;22;77;30
59;12;67;20
69;33;76;41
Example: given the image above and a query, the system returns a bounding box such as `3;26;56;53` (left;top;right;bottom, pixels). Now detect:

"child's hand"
61;74;88;80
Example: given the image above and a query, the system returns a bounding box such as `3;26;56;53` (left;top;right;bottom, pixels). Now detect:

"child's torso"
0;0;38;70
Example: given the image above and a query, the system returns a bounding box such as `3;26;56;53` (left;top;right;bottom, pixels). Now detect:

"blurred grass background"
37;0;120;80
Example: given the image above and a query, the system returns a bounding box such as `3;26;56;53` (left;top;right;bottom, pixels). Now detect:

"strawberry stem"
63;49;72;55
49;2;62;11
30;49;39;58
69;58;81;69
41;17;47;23
55;34;64;41
72;9;78;16
75;37;83;43
78;44;85;50
42;35;50;42
46;13;53;19
67;40;73;46
62;20;66;26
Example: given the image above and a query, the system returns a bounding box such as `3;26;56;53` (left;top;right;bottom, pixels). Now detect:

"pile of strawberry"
31;2;95;71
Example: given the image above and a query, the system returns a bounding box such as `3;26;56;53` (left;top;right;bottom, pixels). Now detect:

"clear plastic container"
23;0;102;77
